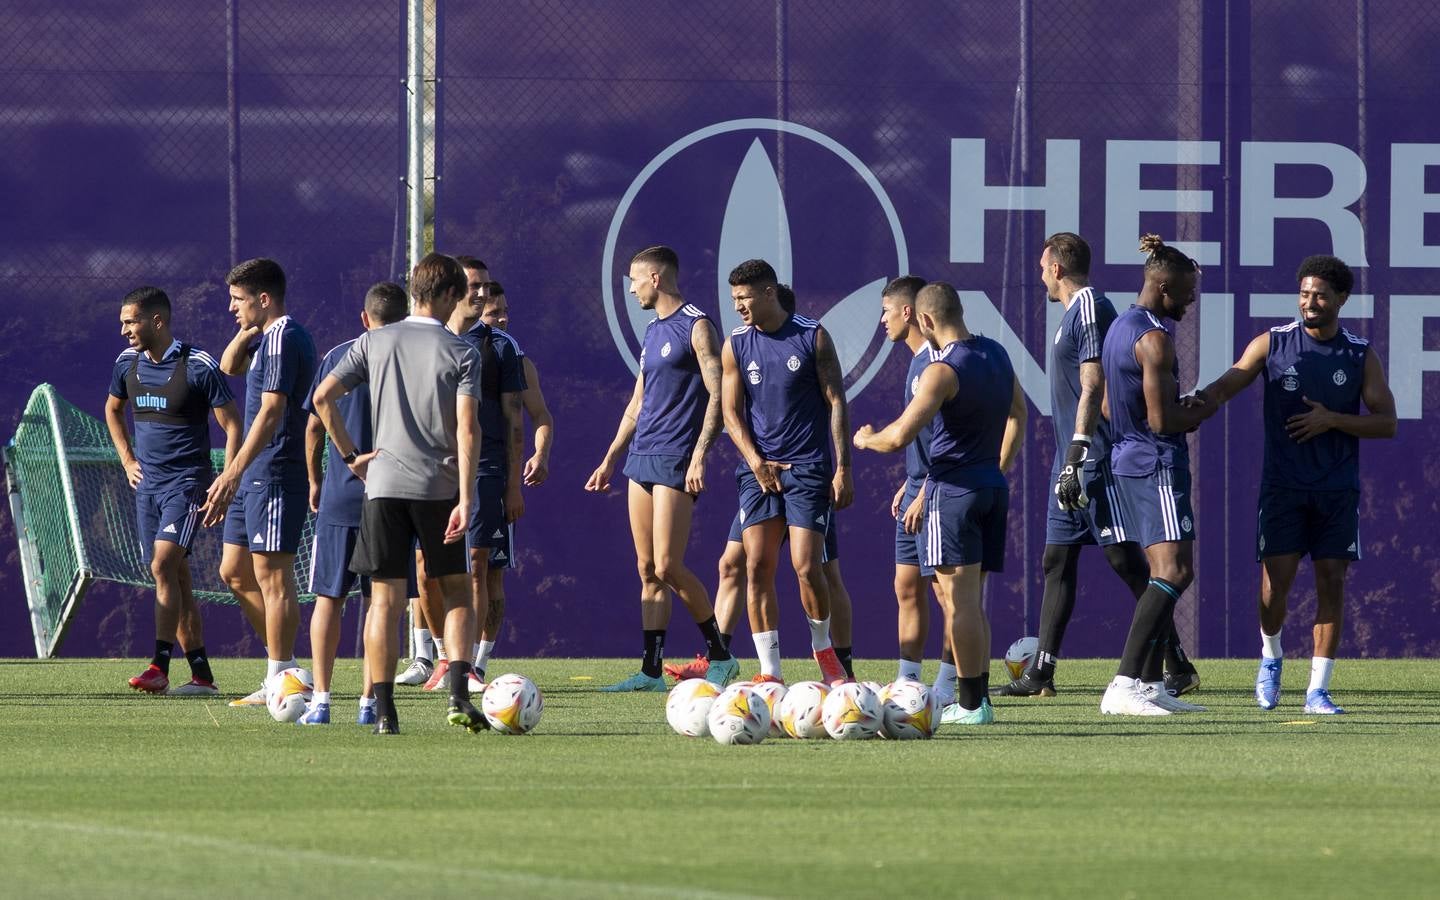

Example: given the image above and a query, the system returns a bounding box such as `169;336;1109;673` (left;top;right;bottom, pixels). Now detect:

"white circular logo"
746;361;762;385
910;375;921;398
786;354;801;372
1332;369;1346;386
1181;515;1193;534
660;341;672;358
1282;376;1299;392
602;118;909;401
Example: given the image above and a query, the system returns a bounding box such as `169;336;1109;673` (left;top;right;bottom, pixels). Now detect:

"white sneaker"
1100;679;1172;716
1141;681;1206;712
467;669;486;694
394;658;434;686
228;683;268;708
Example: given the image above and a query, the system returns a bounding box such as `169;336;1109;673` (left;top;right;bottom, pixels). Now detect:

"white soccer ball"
777;681;829;739
666;679;722;738
707;684;770;745
881;680;936;740
1005;636;1041;680
860;680;886;700
266;667;313;723
481;673;544;734
821;681;883;740
747;681;789;738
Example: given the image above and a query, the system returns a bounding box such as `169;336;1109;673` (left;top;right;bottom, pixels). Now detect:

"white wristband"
1072;433;1091;443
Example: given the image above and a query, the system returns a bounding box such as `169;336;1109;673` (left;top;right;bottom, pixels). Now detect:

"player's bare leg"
252;551;300;663
416;547;453;690
742;518;786;681
365;578;407;732
465;547;491;690
934;564;992;722
474;566;505;679
219;543;273;704
1302;557;1350;713
651;486;735;683
669;539;745;681
600;482;669;691
309;594;344;696
789;526;846;684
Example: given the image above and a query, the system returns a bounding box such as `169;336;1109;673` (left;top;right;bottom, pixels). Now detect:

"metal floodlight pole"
407;0;426;279
226;0;240;265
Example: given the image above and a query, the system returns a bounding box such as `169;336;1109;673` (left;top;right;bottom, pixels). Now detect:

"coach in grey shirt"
313;252;484;735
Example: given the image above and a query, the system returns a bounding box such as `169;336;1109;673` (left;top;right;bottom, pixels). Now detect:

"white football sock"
933;661;957;699
898;659;922;682
475;640;495;671
433;637;446;661
312;691;331;705
414;628;433;659
1308;657;1334;693
753;630;781;677
1109;675;1137;690
806;616;832;652
1261;629;1283;660
358;697;376;710
471;642;482;666
266;658;295;679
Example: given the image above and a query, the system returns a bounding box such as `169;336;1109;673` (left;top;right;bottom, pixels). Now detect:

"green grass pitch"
1;657;1436;898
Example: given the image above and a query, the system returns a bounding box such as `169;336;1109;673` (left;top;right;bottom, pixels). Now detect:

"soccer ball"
707;684;770;745
1005;636;1040;680
481;673;544;734
821;682;883;740
860;680;886;699
777;681;829;739
748;681;788;738
265;667;313;723
666;679;721;738
881;680;935;740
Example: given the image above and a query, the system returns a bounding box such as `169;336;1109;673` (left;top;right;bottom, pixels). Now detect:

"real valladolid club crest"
602;119;909;402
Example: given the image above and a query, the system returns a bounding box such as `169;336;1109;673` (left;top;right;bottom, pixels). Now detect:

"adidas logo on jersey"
1347;542;1357;553
1283;365;1298;376
815;514;826;526
493;551;507;561
1099;527;1112;537
492;529;504;539
746;360;762;385
162;523;178;534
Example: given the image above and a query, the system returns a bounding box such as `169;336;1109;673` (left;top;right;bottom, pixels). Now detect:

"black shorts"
351;496;466;580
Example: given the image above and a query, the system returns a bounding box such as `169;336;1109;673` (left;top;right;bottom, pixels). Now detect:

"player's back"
1262;322;1368;490
1050;288;1118;465
633;304;709;456
729;313;829;467
305;337;370;524
927;335;1013;489
1102;305;1186;476
904;345;937;480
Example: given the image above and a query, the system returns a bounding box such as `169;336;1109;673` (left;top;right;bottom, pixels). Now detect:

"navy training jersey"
1101;305;1188;476
729;313;831;468
243;315;318;487
903;344;936;480
926;336;1014;489
632;303;711;458
301;337;370;527
1262;322;1369;491
109;340;232;493
1050;287;1118;469
458;320;527;475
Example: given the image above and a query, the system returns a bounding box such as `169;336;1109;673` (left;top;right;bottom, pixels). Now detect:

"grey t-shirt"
330;316;482;501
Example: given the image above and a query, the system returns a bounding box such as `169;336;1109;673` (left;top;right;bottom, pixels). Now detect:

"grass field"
1;657;1437;898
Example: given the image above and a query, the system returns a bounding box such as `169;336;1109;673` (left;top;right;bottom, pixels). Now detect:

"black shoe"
994;670;1057;698
447;699;489;732
372;715;400;735
1164;670;1200;697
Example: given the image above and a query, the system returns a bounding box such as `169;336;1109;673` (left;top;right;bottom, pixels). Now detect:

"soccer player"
854;282;1027;724
1096;234;1215;717
998;232;1200;702
720;259;852;686
586;246;737;690
473;277;556;680
298;281;409;725
312;252;483;735
105;287;242;695
204;258;318;707
1197;254;1396;714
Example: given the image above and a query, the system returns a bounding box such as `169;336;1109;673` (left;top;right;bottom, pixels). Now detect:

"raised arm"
1287;346;1398;443
853;363;954;454
1137;330;1213;434
814;326;853;509
685;318;724;494
1000;374;1027;473
219;325;261;375
104;395;143;488
583;371;642;492
1198;331;1269;406
520;357;554;486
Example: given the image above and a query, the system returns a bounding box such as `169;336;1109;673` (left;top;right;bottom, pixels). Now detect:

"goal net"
4;385;324;657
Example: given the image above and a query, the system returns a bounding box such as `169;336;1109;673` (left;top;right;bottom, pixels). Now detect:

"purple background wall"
4;1;1438;660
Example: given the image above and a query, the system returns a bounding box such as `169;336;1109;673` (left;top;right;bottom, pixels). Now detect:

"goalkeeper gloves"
1054;437;1090;511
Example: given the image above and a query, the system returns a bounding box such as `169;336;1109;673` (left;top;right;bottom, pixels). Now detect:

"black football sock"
1117;579;1182;680
958;675;987;710
448;660;473;702
151;640;173;676
697;616;731;661
1140;632;1165;683
836;646;854;678
1036;544;1081;676
373;682;397;719
184;646;213;683
719;631;733;652
642;630;666;678
981;670;991;703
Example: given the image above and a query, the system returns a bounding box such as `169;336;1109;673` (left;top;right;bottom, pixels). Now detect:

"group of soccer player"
106;228;1395;733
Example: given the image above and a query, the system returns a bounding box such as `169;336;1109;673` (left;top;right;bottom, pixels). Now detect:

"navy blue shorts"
623;452;690;494
727;506;840;561
308;519;363;598
467;472;515;568
222;483;308;554
893;476;924;567
1257;485;1360;561
1112;467;1194;548
736;461;832;537
920;482;1008;575
1044;459;1130;547
135;482;207;565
